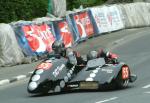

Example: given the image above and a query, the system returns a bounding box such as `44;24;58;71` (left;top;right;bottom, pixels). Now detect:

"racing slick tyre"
115;65;130;89
40;85;51;94
39;81;53;94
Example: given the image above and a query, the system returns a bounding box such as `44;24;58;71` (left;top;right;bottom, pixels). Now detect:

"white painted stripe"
0;79;10;85
29;71;34;74
142;84;150;89
144;91;150;94
15;75;26;80
96;97;118;103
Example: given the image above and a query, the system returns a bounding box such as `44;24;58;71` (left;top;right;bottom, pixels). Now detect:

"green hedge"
0;0;48;23
66;0;107;10
0;0;107;23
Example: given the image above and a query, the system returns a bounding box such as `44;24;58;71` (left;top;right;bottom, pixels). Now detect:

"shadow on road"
28;85;136;97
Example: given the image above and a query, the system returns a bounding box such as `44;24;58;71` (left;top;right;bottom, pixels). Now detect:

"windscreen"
87;58;105;68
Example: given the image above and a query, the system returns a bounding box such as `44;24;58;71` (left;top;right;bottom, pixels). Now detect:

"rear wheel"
116;65;130;89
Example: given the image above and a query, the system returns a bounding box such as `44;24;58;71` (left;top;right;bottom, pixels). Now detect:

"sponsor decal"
60;80;65;88
86;78;94;81
96;67;101;70
36;69;44;75
28;82;37;91
101;68;113;73
37;62;52;70
64;76;69;82
93;70;98;73
45;59;52;63
90;73;96;78
31;75;40;82
67;84;79;88
86;67;100;82
67;73;71;78
69;69;73;74
54;85;61;92
53;64;65;77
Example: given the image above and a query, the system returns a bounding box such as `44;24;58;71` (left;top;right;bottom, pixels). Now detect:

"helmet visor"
53;47;62;54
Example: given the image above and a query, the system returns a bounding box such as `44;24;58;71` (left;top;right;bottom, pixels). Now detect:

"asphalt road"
0;28;150;103
0;27;148;81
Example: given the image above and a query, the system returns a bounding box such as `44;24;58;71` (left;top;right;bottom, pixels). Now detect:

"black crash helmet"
52;40;65;55
87;50;98;60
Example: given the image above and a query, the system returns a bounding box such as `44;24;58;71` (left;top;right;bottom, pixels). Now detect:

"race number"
122;66;129;79
37;62;52;70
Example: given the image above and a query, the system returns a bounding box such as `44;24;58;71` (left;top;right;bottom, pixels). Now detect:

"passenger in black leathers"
87;49;118;64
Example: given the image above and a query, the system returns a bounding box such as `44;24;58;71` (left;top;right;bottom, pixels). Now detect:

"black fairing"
28;57;136;93
27;57;70;93
70;59;125;85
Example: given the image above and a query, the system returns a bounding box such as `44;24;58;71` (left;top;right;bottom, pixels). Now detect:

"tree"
0;0;48;23
66;0;107;10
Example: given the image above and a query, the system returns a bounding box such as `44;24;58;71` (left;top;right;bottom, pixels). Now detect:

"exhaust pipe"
129;74;137;83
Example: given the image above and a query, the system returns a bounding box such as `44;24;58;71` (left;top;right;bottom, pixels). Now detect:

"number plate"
80;81;99;89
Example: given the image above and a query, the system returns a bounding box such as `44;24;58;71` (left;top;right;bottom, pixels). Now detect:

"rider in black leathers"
51;40;86;66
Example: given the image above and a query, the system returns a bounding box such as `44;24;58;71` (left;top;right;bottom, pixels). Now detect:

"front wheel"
115;65;130;89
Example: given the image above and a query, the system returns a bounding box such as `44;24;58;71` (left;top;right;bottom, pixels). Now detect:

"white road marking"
15;75;26;80
96;97;118;103
29;71;34;74
142;84;150;89
0;79;9;85
144;91;150;94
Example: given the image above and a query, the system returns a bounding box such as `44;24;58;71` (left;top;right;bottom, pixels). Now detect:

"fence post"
48;0;52;14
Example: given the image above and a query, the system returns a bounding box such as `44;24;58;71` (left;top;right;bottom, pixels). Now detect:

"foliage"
0;0;48;23
0;0;108;23
66;0;107;10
